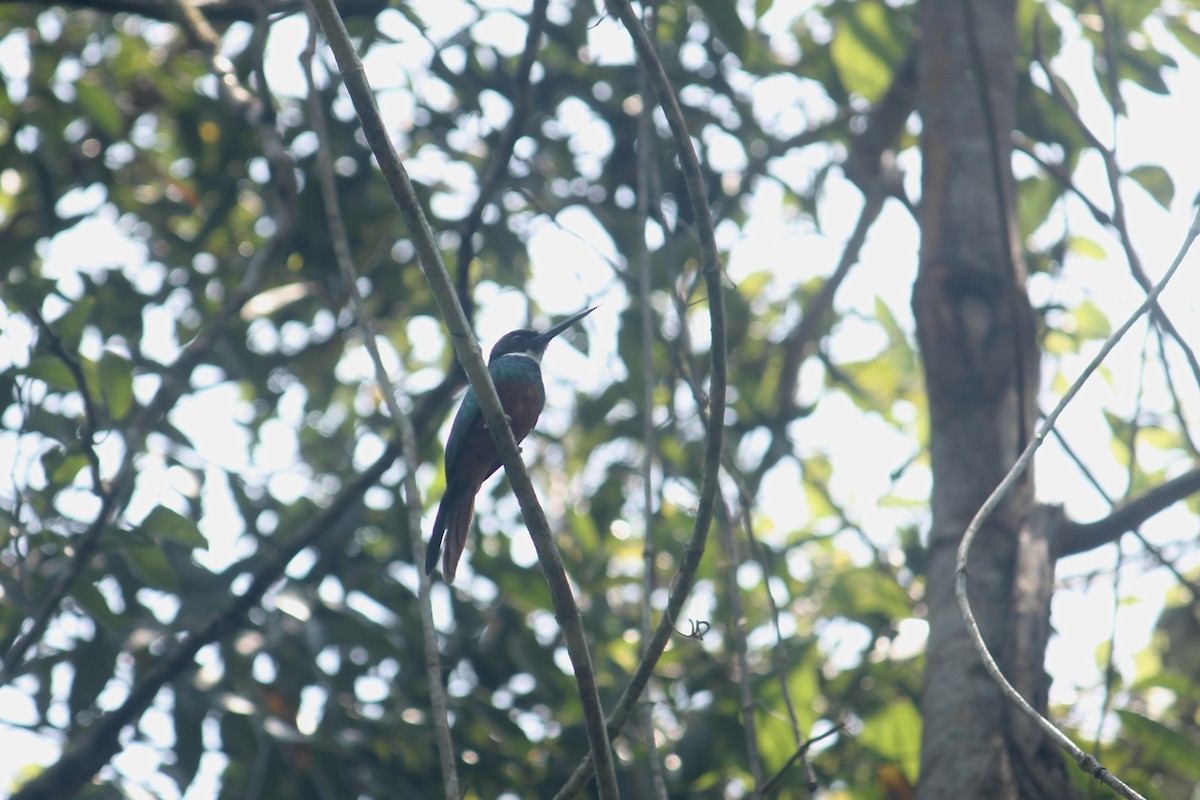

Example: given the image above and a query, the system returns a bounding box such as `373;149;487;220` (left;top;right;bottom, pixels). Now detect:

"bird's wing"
443;386;479;478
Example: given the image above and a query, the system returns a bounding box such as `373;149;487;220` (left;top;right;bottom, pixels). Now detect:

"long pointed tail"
426;484;476;582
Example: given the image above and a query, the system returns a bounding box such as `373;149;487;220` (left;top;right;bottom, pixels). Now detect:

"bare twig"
306;1;620;795
759;723;842;796
1044;421;1200;601
300;13;459;797
1012;135;1112;226
1154;325;1200;457
956;206;1200;800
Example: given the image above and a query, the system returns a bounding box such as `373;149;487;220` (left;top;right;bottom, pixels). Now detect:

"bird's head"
488;306;596;363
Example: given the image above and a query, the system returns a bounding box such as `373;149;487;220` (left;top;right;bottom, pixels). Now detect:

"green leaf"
830;1;908;102
860;696;922;782
1068;236;1105;260
71;580;124;631
1115;710;1200;780
48;451;89;485
693;0;747;57
1165;16;1200;59
98;350;135;420
1127;164;1175;209
50;296;96;350
76;74;124;138
121;540;180;591
68;631;118;717
1071;299;1111;339
826;566;914;622
25;356;79;393
1017;174;1063;238
140;506;207;549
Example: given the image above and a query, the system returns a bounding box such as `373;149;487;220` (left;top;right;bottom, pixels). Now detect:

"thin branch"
1033;14;1200;394
24;307;106;499
1054;464;1200;559
755;43;913;493
1092;327;1150;762
306;1;621;795
634;3;669;795
1154;325;1200;457
759;723;842;796
773;183;887;431
725;467;804;751
300;13;459;797
453;0;550;314
717;497;764;797
552;1;729;794
1044;422;1200;602
956;205;1200;800
1012;135;1112;226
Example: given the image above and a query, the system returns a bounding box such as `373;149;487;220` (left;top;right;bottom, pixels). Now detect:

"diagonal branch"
306;1;621;795
1053;464;1200;559
1045;421;1200;601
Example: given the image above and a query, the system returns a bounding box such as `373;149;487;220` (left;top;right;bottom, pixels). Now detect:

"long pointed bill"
533;305;597;348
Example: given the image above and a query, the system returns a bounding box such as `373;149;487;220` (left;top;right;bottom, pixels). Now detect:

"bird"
426;306;596;582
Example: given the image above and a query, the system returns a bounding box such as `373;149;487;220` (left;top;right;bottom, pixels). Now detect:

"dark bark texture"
913;0;1076;797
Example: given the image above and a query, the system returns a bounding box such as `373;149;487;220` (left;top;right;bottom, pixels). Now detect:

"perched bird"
426;306;596;581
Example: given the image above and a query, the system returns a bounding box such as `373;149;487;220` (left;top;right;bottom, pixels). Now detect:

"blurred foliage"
0;0;1197;797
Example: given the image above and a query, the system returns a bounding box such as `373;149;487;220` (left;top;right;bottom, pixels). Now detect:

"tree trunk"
912;0;1075;797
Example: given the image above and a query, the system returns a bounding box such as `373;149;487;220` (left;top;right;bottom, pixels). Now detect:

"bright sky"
2;1;1198;796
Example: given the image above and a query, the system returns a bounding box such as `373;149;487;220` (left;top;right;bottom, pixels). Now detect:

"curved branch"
956;202;1200;800
1054;464;1200;558
551;1;730;795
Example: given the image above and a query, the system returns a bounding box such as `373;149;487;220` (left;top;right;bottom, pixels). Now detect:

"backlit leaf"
1127;164;1175;209
140;506;207;549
